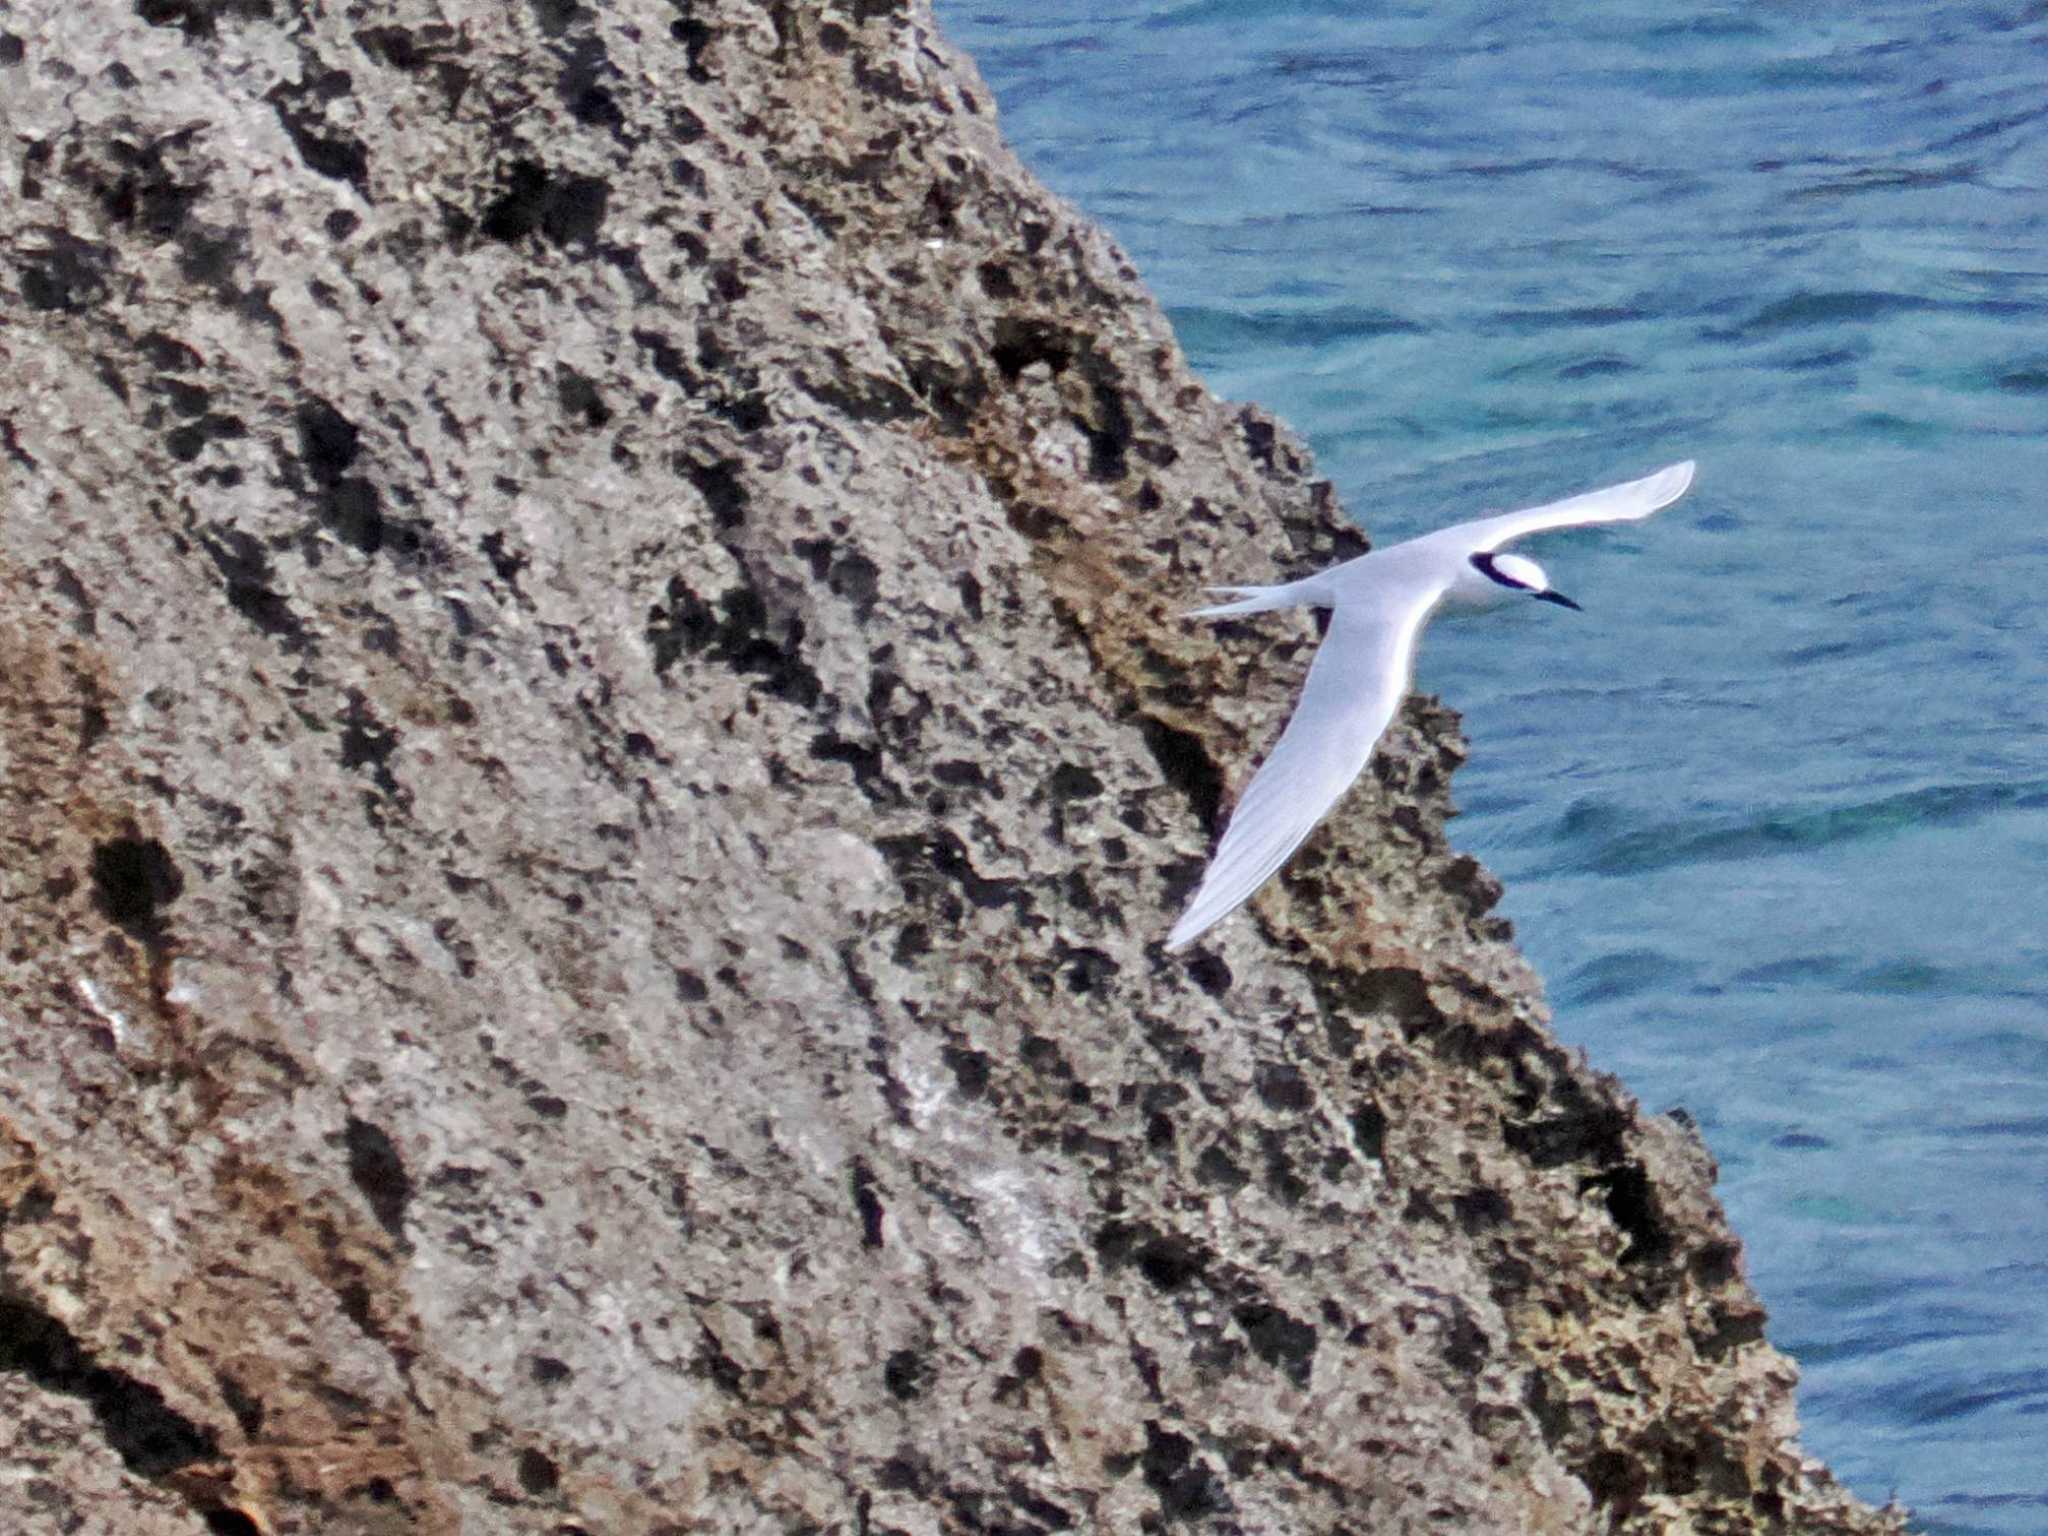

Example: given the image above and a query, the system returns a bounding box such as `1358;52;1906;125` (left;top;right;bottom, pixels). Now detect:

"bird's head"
1469;550;1581;611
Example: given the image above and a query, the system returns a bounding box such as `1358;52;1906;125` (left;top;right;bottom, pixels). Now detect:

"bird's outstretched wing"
1446;460;1695;554
1168;584;1447;950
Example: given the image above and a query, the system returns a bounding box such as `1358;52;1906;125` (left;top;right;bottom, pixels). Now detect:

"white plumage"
1169;460;1697;951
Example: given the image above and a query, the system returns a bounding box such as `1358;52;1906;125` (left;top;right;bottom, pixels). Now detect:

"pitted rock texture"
0;3;1902;1534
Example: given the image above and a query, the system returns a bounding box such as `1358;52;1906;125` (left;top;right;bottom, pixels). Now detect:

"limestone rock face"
0;4;1898;1534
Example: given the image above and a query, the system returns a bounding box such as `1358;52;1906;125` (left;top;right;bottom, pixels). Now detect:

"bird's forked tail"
1184;578;1322;620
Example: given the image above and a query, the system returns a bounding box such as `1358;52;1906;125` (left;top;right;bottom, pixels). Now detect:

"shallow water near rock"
943;3;2048;1528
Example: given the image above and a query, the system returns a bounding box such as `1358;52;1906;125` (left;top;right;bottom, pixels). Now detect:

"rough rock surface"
0;3;1903;1533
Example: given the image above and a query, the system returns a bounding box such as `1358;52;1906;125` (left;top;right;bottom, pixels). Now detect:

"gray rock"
0;3;1902;1533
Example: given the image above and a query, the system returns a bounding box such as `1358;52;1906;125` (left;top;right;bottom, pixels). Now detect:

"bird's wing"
1448;460;1695;553
1167;583;1447;950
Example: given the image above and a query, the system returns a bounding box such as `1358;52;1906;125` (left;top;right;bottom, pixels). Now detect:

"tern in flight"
1168;460;1697;951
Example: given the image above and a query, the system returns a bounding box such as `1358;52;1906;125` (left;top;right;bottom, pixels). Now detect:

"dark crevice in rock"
634;327;695;389
1309;963;1446;1041
512;1447;560;1502
897;350;986;434
338;691;402;798
354;23;468;108
1691;1239;1741;1289
934;1037;987;1095
294;399;441;564
1581;1161;1675;1272
792;362;922;425
645;572;823;708
1231;1301;1317;1387
90;832;184;944
317;476;398;559
556;365;612;429
1439;1298;1489;1375
1196;1146;1236;1187
1348;1100;1387;1161
1140;1421;1229;1522
1139;716;1223;836
989;316;1072;380
556;36;628;140
882;1347;924;1400
72;123;209;240
1076;360;1132;482
1182;949;1231;997
1044;762;1102;801
1504;1097;1630;1171
267;73;370;190
1523;1370;1571;1446
681;456;748;528
1257;1129;1308;1205
164;409;246;464
1;414;39;470
1239;411;1278;471
1439;851;1506;919
1253;1062;1311;1113
197;524;311;648
850;1159;886;1247
479;529;529;591
477;158;609;247
825;548;880;621
1697;1301;1768;1360
134;0;271;38
1453;1183;1510;1234
666;3;715;82
0;1295;220;1475
19;228;114;313
874;828;1024;919
1580;1448;1649;1523
344;1115;414;1241
1007;1484;1072;1530
1094;1221;1209;1293
809;730;893;801
140;330;204;373
1055;941;1118;995
645;578;716;675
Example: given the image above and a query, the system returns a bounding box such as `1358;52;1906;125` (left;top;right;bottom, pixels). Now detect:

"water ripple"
1491;304;1652;333
1789;163;1981;200
1740;290;1942;334
1167;302;1425;352
1567;781;2048;877
1931;101;2048;151
1895;1372;2048;1427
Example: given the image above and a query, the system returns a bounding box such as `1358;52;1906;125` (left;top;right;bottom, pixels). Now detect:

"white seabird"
1169;460;1697;950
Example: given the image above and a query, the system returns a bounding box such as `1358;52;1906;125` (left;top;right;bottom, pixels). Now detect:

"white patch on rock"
75;977;130;1048
777;825;898;917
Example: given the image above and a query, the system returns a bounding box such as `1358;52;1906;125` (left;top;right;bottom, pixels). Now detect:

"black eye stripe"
1469;551;1531;590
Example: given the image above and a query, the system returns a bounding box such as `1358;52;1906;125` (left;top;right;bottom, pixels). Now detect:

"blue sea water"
938;4;2048;1529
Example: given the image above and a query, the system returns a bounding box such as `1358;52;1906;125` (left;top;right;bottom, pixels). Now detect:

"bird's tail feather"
1185;580;1317;619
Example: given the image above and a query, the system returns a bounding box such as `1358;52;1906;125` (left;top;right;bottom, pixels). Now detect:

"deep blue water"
939;4;2048;1529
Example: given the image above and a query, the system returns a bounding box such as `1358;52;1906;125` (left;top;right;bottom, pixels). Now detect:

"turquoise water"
941;4;2048;1528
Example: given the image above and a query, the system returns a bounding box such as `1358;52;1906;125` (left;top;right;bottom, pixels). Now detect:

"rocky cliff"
0;3;1903;1533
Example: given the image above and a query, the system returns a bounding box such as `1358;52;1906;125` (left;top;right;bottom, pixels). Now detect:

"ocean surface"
938;4;2048;1529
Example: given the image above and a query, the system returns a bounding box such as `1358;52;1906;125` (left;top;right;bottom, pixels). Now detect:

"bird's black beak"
1534;589;1582;611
